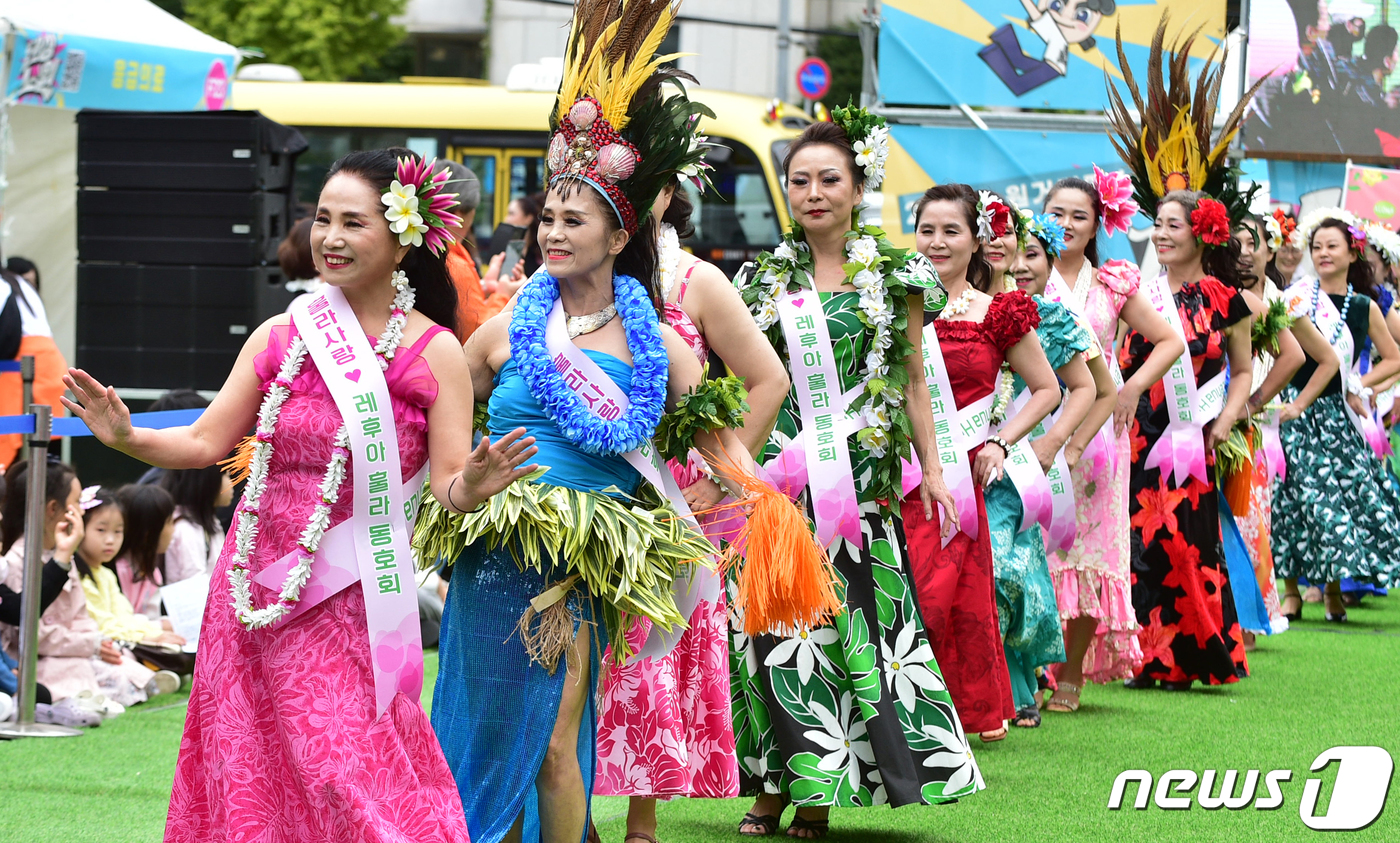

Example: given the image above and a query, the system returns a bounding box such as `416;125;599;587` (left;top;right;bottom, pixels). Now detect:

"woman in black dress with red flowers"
1121;192;1255;689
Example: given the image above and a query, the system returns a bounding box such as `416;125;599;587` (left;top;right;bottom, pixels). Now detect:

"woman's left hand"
682;476;726;512
1062;442;1084;471
456;427;539;510
1204;415;1233;452
973;441;1006;487
920;467;958;538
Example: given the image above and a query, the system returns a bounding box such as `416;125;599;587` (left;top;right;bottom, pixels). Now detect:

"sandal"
1012;704;1041;728
1281;593;1303;622
1045;681;1081;712
1123;675;1157;690
625;835;659;843
739;813;782;837
979;725;1008;742
786;814;829;839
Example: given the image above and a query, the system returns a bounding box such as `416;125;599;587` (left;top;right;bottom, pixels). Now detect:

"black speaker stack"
76;110;309;391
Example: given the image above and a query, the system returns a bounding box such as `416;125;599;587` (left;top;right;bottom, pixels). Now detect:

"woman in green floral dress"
730;115;982;839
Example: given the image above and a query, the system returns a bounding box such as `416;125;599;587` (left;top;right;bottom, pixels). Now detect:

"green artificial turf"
3;591;1397;842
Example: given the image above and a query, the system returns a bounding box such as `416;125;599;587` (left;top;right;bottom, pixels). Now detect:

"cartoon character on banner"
979;0;1118;97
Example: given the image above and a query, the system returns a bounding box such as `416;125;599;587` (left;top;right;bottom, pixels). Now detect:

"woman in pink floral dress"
1039;177;1183;712
594;185;788;843
63;148;536;842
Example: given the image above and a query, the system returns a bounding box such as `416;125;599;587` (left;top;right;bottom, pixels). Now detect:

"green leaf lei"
734;220;945;508
653;376;751;465
1251;297;1296;358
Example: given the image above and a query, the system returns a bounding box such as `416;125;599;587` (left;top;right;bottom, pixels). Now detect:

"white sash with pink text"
1287;279;1385;457
542;300;715;662
920;321;994;544
282;287;422;718
1142;272;1227;488
1004;386;1074;551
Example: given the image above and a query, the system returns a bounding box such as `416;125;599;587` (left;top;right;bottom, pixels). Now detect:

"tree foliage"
185;0;408;82
814;29;863;111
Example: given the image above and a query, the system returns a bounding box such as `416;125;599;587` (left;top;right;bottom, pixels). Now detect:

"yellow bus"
231;80;807;274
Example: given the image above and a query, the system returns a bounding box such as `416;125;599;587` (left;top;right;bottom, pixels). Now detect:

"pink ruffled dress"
594;269;740;799
166;322;470;843
1048;261;1145;683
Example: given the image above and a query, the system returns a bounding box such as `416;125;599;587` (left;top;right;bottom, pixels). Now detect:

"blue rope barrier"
0;407;205;437
0;361;21;372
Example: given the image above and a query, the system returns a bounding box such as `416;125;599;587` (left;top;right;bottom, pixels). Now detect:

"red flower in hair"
1189;198;1231;247
988;201;1012;239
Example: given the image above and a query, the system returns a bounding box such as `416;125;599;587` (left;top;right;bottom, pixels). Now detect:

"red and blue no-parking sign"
796;57;832;101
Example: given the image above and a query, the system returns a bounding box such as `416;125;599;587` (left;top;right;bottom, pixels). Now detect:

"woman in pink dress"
1040;176;1183;712
63;147;537;843
593;185;788;843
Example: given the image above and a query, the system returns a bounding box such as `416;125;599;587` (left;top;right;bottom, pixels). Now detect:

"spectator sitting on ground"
137;390;211;487
157;461;232;585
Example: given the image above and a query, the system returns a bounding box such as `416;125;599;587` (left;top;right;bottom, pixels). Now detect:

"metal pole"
0;404;82;739
21;354;33;418
776;0;792;103
859;0;880;108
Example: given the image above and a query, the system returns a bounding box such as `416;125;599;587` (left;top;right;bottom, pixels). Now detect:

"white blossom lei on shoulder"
228;271;415;630
736;222;943;504
657;222;683;299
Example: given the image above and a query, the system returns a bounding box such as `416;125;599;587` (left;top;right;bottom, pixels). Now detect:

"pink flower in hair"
1094;164;1140;237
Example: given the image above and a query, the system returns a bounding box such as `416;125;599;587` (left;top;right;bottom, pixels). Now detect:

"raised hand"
53;505;85;561
453;427;539;511
61;369;135;451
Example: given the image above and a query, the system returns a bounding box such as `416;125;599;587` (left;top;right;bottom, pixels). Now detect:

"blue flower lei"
509;268;668;455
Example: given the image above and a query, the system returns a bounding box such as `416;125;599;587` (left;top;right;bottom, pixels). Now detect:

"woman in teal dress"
417;10;752;840
991;211;1116;727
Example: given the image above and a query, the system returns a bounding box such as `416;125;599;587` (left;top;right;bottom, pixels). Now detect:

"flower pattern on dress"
1121;278;1251;685
165;323;469;843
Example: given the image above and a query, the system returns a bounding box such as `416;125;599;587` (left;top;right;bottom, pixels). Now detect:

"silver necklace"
567;304;618;338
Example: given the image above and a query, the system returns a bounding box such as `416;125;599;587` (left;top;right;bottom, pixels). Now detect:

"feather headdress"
1105;12;1267;226
546;0;714;234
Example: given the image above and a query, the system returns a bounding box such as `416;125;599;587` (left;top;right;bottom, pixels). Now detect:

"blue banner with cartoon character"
7;29;235;111
879;0;1225;110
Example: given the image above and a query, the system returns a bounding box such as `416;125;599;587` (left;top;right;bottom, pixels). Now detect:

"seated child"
76;486;184;689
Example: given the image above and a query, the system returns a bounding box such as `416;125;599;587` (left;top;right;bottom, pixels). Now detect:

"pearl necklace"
940;287;978;319
1066;259;1095;316
1314;280;1355;345
228;271;415;630
567;304;618;338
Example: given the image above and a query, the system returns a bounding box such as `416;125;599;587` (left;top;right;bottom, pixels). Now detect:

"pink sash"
271;286;423;718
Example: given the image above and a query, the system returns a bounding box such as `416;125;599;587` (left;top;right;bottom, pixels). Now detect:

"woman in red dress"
900;184;1062;740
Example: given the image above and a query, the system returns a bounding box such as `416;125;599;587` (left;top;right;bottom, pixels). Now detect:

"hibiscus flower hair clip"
976;190;1013;245
1023;212;1068;259
1347;224;1369;256
381;156;463;257
1189;197;1231;249
1093;165;1140;237
1267;208;1296;251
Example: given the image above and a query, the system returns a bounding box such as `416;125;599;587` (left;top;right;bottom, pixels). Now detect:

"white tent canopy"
1;0;239;375
0;0;236;54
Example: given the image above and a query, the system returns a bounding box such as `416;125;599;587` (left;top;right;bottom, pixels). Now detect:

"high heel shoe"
1281;593;1303;622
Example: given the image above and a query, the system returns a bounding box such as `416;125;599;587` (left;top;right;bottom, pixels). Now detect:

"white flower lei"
657;222;683;299
739;228;940;460
228;270;416;630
